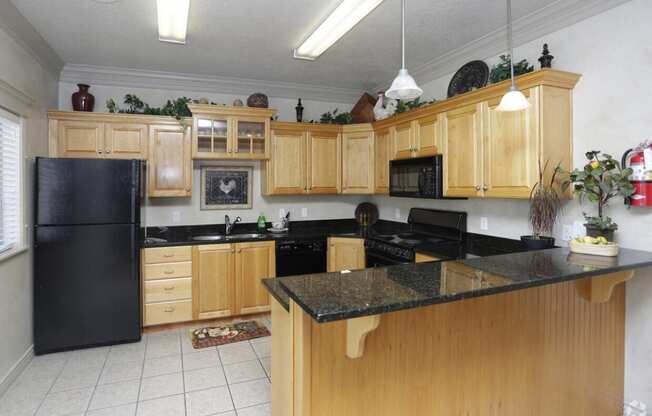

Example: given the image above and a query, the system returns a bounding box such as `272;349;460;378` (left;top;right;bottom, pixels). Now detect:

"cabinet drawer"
145;278;192;303
144;300;192;326
144;246;192;264
144;262;192;280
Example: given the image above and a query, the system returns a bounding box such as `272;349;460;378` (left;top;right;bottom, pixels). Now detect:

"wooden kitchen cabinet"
235;241;276;315
262;122;341;195
442;103;483;198
188;104;276;160
193;244;237;320
48;112;150;159
341;124;374;194
148;124;192;197
193;241;276;320
374;128;391;194
390;116;440;160
328;237;365;272
393;121;413;159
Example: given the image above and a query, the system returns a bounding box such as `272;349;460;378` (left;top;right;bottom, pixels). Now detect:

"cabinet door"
148;125;192;197
307;131;340;194
374;128;391;194
192;116;230;159
393;121;413;159
442;103;483;197
328;237;365;272
104;123;148;159
57;121;104;158
342;130;374;194
414;115;440;157
235;241;275;315
483;89;539;198
193;244;236;320
269;129;306;194
232;117;270;160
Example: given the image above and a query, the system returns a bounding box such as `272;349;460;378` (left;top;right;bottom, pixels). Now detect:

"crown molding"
0;1;63;78
60;64;362;104
374;0;632;92
0;78;36;107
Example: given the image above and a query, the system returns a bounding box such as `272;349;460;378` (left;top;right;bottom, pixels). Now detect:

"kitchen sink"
229;233;266;239
192;235;228;241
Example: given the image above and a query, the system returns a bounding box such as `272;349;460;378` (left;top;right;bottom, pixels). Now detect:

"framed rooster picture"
200;166;253;210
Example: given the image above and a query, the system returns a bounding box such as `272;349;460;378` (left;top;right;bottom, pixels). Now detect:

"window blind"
0;109;21;253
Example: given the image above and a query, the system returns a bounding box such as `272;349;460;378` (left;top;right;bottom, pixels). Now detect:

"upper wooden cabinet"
48;112;149;159
192;241;275;320
148;124;192;197
341;124;374;194
441;84;572;199
388;116;440;160
262;122;341;195
188;104;276;160
373;128;391;194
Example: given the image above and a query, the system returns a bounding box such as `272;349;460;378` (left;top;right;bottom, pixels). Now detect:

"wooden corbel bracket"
346;315;381;359
575;270;635;303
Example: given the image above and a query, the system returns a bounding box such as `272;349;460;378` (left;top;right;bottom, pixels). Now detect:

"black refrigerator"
34;157;141;355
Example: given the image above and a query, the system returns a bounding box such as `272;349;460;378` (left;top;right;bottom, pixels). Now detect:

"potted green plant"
521;161;561;250
558;151;634;241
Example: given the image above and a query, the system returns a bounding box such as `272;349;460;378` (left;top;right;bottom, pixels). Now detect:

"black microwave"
390;155;445;198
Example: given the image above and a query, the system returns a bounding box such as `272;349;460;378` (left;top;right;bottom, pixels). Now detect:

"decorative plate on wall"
447;60;490;98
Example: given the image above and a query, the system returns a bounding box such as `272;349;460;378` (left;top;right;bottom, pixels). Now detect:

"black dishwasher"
276;238;327;277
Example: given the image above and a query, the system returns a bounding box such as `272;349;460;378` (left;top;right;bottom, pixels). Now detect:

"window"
0;108;22;254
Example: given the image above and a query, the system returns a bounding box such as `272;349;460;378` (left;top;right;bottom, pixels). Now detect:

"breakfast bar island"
264;247;652;416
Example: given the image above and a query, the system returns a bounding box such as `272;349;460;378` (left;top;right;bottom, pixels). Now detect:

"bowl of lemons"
569;236;619;257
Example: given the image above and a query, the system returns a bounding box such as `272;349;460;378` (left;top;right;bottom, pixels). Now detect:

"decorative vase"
584;224;616;242
295;98;304;122
538;44;554;68
520;235;555;250
247;93;269;108
71;84;95;112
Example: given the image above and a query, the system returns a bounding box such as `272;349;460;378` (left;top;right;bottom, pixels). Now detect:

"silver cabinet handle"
105;149;111;154
163;307;175;313
163;254;174;258
475;185;481;191
164;286;175;291
164;270;174;275
483;185;488;191
97;150;103;154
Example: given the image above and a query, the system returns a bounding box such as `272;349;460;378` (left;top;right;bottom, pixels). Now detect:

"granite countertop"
270;247;652;322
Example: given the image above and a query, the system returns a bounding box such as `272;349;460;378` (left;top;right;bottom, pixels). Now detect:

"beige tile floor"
0;316;272;416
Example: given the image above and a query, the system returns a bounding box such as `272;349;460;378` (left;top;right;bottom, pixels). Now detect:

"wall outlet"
395;208;401;219
301;207;308;218
562;224;573;241
279;208;286;219
171;211;181;224
480;217;489;231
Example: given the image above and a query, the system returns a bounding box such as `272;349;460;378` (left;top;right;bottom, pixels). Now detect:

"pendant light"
496;0;529;112
386;0;422;101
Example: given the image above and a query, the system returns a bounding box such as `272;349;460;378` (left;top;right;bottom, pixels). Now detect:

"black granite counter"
141;219;410;248
262;278;290;311
270;247;652;323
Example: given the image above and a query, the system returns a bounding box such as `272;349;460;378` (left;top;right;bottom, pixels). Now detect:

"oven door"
366;251;410;268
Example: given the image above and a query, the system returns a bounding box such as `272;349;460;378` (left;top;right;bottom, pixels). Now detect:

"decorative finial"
295;98;304;123
538;43;554;69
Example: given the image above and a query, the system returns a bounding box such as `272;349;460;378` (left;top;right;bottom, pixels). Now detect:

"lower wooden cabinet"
327;237;365;272
193;241;275;320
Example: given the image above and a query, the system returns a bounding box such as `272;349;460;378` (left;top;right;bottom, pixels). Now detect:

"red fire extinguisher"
622;141;652;206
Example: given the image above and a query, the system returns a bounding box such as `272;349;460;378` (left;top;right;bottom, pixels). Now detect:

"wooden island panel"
285;279;624;416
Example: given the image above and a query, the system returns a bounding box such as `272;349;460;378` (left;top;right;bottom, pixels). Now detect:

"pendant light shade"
386;0;422;101
496;0;529;112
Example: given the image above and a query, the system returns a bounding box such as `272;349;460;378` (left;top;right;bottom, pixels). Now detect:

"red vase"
72;84;95;112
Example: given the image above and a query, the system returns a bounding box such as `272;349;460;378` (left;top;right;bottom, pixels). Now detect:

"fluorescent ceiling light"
294;0;384;60
157;0;190;44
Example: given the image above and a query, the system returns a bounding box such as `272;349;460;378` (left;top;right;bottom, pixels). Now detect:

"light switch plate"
301;207;308;218
480;217;489;231
395;208;401;219
279;208;286;219
172;211;181;224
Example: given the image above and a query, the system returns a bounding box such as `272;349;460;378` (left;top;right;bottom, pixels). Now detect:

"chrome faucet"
224;215;241;235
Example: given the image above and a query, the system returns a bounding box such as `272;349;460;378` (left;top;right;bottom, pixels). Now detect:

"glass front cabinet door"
189;104;275;160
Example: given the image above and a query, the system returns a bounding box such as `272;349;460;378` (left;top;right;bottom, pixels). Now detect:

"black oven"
390;155;444;198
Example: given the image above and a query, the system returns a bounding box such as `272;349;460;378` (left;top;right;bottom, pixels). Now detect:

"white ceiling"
9;0;622;93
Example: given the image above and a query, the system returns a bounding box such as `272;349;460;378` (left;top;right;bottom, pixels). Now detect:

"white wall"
58;82;353;124
373;0;652;404
0;26;58;391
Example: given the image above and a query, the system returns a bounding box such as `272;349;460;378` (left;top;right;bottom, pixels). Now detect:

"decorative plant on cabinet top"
558;151;634;241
